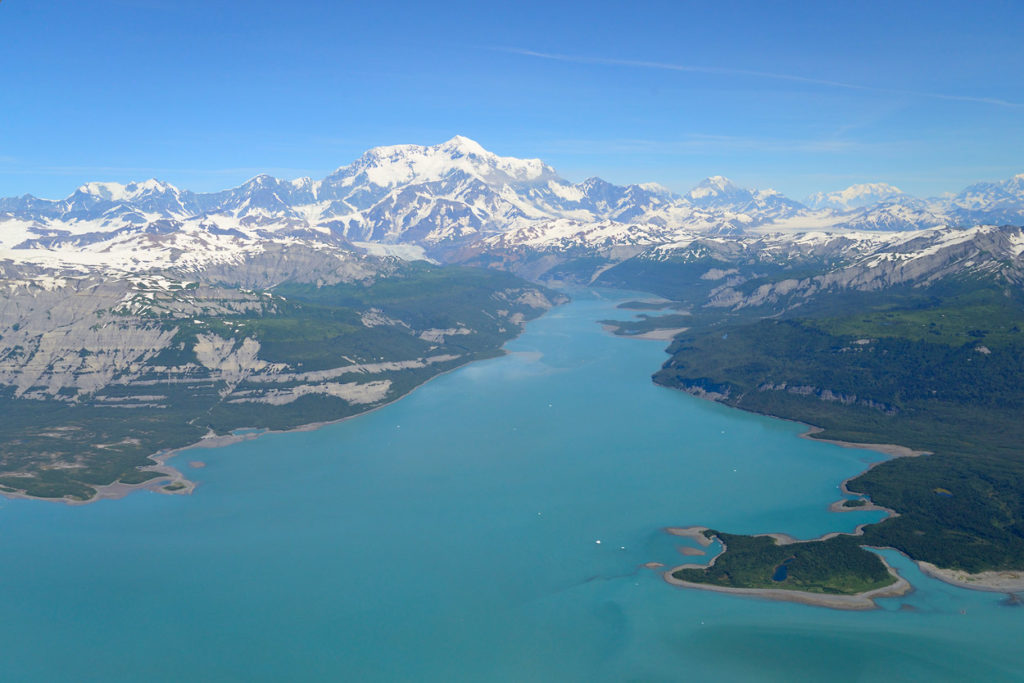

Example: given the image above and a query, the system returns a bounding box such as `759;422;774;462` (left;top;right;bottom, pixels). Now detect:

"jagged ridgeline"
0;247;561;500
2;137;1024;277
2;131;1023;533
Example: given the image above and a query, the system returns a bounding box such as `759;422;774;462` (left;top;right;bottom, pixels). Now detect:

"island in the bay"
594;230;1024;605
1;137;1023;604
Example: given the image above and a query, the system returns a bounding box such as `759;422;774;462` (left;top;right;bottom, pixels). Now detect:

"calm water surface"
0;290;1021;681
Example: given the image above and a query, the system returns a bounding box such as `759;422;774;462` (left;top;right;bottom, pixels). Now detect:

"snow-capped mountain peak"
329;136;556;189
689;176;741;199
805;183;907;211
1;138;1023;277
636;182;672;196
75;179;180;203
76;182;130;202
681;176;805;221
437;134;489;157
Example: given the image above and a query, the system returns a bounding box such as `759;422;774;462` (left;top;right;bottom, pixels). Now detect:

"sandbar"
666;526;714;546
799;425;930;460
601;323;689;341
629;327;689;341
916;562;1024;593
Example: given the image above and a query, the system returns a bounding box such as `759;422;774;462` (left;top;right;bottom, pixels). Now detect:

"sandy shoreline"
632;304;1024;598
662;526;913;609
666;525;714;546
916;561;1024;592
664;566;913;610
799;425;930;460
601;323;689;341
0;447;200;506
666;406;1024;595
0;351;493;506
629;327;690;341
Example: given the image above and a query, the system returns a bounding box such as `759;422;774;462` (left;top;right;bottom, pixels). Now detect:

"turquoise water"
0;290;1021;681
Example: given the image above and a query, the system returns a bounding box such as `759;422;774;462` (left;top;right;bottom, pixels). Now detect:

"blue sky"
1;0;1022;200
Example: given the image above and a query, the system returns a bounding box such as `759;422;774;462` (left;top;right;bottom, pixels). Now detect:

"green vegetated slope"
603;254;1024;586
0;264;558;501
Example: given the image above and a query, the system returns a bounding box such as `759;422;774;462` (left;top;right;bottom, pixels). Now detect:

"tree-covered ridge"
652;284;1024;574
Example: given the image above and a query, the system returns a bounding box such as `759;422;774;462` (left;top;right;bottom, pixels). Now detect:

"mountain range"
2;136;1024;277
1;136;1023;503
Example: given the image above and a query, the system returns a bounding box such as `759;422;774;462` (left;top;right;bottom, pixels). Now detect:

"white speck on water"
595;540;602;544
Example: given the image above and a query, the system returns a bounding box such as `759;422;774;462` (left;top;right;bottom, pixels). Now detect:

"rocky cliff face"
0;249;561;408
0;241;562;501
699;225;1024;310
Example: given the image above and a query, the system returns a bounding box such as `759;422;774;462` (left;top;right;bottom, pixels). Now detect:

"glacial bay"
0;290;1020;681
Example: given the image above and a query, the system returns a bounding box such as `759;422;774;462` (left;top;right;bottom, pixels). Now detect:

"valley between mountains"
2;136;1024;598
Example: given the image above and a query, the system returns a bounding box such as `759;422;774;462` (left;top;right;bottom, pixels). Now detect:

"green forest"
608;259;1024;584
673;532;896;595
0;265;555;500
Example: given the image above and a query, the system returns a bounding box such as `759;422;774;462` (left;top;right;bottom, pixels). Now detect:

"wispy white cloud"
496;47;1023;109
544;134;879;156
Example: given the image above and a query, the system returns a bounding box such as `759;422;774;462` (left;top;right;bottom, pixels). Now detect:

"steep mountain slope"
0;252;561;501
1;136;1023;505
6;137;1020;273
587;225;1024;312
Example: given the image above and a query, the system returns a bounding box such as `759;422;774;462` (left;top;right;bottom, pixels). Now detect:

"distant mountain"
833;198;948;232
805;183;908;211
686;176;752;208
948;174;1024;225
2;135;1024;505
682;176;805;225
1;136;1023;276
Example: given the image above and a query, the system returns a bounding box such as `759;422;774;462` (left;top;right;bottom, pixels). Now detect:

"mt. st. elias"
0;135;1023;506
2;136;1024;278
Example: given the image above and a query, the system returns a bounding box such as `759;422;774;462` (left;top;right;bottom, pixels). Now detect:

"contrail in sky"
496;47;1022;109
